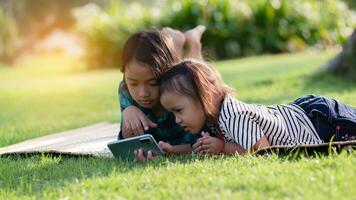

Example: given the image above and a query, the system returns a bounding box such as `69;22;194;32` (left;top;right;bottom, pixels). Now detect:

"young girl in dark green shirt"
118;26;206;161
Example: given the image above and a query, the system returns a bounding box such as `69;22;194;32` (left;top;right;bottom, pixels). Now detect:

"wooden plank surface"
0;122;119;157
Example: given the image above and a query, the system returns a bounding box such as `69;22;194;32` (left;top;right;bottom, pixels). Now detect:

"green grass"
0;51;355;199
0;55;121;146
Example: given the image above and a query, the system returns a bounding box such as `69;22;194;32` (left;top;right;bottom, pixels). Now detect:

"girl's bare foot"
184;25;206;60
162;27;186;59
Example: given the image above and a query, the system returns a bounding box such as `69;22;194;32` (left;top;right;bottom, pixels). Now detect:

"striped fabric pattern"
218;95;323;150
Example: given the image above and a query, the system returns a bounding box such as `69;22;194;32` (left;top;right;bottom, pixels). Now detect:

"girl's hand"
158;141;174;154
193;132;225;155
134;148;157;162
192;138;204;154
122;106;158;138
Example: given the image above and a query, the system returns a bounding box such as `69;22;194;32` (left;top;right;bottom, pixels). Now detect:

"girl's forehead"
125;60;156;80
126;59;152;71
161;91;186;105
161;87;195;101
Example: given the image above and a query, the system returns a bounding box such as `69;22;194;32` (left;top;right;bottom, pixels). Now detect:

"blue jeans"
293;94;356;142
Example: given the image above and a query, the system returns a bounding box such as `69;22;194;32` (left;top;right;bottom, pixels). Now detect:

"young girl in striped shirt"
159;59;356;155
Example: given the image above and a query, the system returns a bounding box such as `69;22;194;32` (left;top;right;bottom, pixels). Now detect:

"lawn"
0;51;355;199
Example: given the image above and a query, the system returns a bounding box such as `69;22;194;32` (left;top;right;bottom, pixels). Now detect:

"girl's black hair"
160;59;233;122
121;30;179;79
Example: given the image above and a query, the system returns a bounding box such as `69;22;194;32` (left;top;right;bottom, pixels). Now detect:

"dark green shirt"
118;81;199;145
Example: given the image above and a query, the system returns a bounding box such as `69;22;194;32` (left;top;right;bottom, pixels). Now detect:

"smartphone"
107;134;163;161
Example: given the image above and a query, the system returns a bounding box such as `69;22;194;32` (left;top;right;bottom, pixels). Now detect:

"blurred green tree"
319;29;356;81
342;0;356;10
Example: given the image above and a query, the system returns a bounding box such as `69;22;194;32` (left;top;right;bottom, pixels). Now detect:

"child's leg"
162;25;206;60
184;25;206;60
162;27;186;59
293;94;356;142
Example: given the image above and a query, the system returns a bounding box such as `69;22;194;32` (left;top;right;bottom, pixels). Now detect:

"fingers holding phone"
134;148;157;162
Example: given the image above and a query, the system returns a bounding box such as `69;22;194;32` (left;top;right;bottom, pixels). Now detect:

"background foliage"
1;0;355;68
71;0;356;68
160;0;355;58
72;2;159;69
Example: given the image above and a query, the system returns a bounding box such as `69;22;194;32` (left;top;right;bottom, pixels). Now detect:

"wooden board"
0;122;119;157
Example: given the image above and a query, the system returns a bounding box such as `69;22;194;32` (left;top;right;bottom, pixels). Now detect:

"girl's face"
160;91;206;134
124;59;160;109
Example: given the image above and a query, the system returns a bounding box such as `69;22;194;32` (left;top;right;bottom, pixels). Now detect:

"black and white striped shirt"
218;95;322;150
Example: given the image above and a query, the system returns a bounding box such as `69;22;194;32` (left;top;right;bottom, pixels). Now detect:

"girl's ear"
122;75;129;90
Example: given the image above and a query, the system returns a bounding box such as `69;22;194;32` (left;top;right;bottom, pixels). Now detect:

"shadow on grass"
0;153;205;197
302;72;356;94
0;155;142;197
243;72;356;105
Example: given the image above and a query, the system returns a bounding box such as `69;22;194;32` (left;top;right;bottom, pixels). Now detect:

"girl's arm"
222;141;246;155
252;135;270;151
121;106;157;138
193;132;270;155
159;142;192;155
217;135;270;155
222;135;270;154
192;133;245;155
